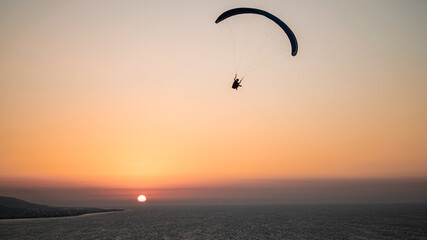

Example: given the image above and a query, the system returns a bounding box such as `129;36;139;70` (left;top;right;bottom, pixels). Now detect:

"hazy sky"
1;0;427;205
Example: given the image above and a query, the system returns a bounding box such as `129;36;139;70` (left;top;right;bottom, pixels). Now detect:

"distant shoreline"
0;209;125;222
0;196;125;220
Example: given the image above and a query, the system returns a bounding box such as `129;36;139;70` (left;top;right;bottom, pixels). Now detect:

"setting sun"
137;195;147;202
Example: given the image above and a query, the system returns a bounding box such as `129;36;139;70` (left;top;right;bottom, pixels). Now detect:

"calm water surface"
1;204;426;239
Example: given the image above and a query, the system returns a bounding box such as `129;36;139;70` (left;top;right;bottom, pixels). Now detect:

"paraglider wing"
215;8;298;56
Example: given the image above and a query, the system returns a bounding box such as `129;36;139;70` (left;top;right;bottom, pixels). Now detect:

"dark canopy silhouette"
215;7;298;56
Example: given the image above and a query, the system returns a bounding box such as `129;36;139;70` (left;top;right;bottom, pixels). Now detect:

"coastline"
0;209;125;222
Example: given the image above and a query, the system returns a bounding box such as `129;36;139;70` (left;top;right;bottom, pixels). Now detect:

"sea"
1;204;427;239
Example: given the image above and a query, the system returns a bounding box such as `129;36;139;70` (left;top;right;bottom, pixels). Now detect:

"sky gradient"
1;0;427;205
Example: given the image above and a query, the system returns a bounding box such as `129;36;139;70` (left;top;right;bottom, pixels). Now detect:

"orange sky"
1;0;427;196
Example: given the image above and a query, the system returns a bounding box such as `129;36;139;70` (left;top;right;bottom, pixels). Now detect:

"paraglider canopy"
215;7;298;56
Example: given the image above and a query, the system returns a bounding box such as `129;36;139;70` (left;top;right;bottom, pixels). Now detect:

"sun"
137;195;147;202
